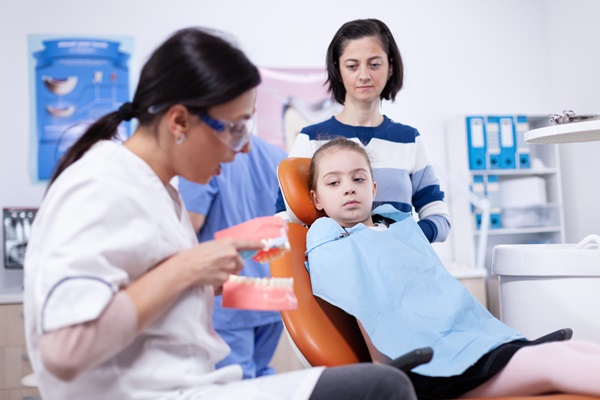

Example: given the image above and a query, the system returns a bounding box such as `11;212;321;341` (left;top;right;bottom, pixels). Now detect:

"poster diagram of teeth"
256;68;341;152
30;36;133;181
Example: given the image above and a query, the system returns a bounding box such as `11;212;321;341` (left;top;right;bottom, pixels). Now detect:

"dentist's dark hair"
325;18;403;105
49;27;261;186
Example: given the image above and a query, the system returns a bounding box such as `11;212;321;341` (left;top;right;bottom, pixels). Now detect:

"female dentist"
23;27;416;400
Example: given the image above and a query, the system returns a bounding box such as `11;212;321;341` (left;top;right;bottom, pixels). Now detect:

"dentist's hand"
183;238;264;289
125;238;263;333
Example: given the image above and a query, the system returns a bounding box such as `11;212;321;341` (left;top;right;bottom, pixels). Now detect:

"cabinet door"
0;304;40;398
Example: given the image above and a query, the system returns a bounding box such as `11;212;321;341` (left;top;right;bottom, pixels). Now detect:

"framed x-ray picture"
3;208;38;269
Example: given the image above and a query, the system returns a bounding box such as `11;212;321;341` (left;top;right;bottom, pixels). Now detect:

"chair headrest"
277;157;325;226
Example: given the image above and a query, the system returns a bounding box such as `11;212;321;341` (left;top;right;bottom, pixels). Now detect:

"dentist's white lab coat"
23;141;322;400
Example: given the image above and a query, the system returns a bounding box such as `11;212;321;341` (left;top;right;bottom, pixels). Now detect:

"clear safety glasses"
196;112;255;152
147;103;255;152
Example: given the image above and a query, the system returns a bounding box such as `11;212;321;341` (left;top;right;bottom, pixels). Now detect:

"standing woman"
276;18;450;243
23;27;416;400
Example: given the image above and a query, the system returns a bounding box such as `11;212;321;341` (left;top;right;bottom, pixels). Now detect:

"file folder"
486;175;502;229
485;116;501;169
498;116;516;169
471;175;485;229
466;116;486;170
515;115;531;169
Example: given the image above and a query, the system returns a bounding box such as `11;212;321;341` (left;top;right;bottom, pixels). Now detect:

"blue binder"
486;175;502;229
484;116;501;169
498;116;517;169
466;116;486;170
471;175;485;229
515;115;531;169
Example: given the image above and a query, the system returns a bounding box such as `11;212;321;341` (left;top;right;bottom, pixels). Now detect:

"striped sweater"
275;116;450;242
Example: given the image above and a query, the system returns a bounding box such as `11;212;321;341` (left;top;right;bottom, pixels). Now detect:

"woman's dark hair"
308;137;373;193
325;18;403;105
49;27;261;186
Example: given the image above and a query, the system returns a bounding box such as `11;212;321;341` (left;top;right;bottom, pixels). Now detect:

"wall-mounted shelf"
473;226;562;236
525;118;600;144
445;115;565;317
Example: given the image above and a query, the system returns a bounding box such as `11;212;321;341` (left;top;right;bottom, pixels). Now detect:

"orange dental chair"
271;157;600;400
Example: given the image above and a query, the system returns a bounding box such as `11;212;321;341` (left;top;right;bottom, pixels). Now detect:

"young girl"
306;137;600;399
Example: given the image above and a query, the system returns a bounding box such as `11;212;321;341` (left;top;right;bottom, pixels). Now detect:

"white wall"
545;0;600;242
1;0;598;292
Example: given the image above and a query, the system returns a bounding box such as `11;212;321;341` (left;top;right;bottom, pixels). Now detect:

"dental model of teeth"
251;236;291;263
214;216;291;263
222;275;298;311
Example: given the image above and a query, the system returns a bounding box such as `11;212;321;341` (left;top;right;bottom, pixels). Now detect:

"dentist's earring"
175;132;186;145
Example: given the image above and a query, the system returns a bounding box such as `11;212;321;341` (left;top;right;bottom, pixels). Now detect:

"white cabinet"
0;300;41;400
445;115;565;317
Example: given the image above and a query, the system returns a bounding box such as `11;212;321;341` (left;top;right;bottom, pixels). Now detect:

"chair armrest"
387;347;434;372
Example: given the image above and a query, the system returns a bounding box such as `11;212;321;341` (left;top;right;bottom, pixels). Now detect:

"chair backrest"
271;157;371;367
276;157;324;226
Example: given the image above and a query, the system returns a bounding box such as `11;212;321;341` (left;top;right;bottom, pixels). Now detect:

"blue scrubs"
179;135;287;379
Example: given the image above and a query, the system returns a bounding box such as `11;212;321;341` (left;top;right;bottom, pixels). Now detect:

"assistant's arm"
188;211;207;233
178;176;214;232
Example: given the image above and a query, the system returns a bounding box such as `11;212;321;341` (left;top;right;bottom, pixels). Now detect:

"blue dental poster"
29;35;134;181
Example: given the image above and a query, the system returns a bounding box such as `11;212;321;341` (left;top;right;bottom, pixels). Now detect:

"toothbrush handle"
239;250;258;259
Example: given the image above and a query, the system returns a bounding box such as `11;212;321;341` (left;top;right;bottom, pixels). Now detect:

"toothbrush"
215;216;291;263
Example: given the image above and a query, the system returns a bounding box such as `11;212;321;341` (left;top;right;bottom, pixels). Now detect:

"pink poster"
255;68;341;152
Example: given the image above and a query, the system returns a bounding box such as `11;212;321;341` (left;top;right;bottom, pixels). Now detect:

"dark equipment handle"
387;347;434;372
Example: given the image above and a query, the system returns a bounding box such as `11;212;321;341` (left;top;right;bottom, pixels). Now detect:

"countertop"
0;291;24;304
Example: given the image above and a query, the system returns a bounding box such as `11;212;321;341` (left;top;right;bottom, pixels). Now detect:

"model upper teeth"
228;275;294;287
260;235;290;251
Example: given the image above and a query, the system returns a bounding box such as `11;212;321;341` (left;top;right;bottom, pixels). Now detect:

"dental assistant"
23;27;416;400
179;134;287;379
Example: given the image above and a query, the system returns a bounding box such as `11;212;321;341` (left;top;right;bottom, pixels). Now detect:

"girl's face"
338;36;392;106
310;148;376;228
181;88;257;184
